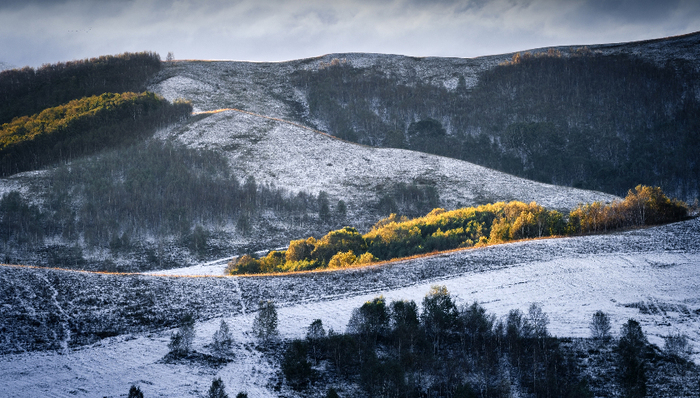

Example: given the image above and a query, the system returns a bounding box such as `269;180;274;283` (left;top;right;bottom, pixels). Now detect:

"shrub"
327;250;357;268
128;385;144;398
664;332;690;361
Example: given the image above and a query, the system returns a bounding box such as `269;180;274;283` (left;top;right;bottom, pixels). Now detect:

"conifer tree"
253;300;279;344
208;377;228;398
618;319;648;398
169;313;195;356
128;385;144;398
212;319;233;354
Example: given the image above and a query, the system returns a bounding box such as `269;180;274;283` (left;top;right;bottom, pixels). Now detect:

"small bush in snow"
128;385;144;398
208;377;228;398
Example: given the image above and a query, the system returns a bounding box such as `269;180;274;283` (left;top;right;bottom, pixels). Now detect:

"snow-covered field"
1;218;698;397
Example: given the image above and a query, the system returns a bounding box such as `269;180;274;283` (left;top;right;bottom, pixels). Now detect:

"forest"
292;50;700;200
227;185;688;274
0;92;192;176
0;139;337;270
0;51;162;125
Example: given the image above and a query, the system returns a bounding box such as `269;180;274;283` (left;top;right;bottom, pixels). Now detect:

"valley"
1;32;699;397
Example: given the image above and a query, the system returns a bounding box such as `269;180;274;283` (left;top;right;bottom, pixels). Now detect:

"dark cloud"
0;0;72;10
581;0;685;23
1;0;699;68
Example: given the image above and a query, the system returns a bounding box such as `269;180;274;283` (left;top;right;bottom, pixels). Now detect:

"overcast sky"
2;0;700;68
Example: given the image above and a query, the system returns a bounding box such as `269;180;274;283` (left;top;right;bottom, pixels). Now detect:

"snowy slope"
1;218;698;397
154;108;617;213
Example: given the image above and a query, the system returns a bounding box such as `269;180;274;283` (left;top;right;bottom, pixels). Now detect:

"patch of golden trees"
227;185;688;275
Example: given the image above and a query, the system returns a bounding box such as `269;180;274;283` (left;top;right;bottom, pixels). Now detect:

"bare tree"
527;302;549;338
589;310;612;341
664;332;690;361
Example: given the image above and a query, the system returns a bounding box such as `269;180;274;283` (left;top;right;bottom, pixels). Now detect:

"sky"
1;0;700;68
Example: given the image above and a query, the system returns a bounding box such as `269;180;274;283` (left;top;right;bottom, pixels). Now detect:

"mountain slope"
155;108;617;213
149;32;700;200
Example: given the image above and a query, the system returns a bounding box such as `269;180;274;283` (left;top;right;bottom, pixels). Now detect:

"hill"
0;106;617;271
150;32;700;201
0;52;162;125
1;32;699;397
1;51;632;271
0;217;698;396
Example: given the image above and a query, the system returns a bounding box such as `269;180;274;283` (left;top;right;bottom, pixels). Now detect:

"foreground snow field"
1;218;698;397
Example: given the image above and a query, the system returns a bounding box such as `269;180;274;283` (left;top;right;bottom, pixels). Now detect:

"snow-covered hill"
1;218;698;397
154;108;617;213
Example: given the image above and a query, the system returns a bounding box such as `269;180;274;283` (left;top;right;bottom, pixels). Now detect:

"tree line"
0;91;192;176
0;51;162;125
280;286;694;397
227;185;688;274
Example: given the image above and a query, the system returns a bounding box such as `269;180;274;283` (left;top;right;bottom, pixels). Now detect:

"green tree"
421;285;459;353
390;299;420;354
347;296;389;344
208;377;228;398
253;300;279;344
128;385;144;398
310;226;366;264
618;319;648;398
286;237;316;263
327;250;357;268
